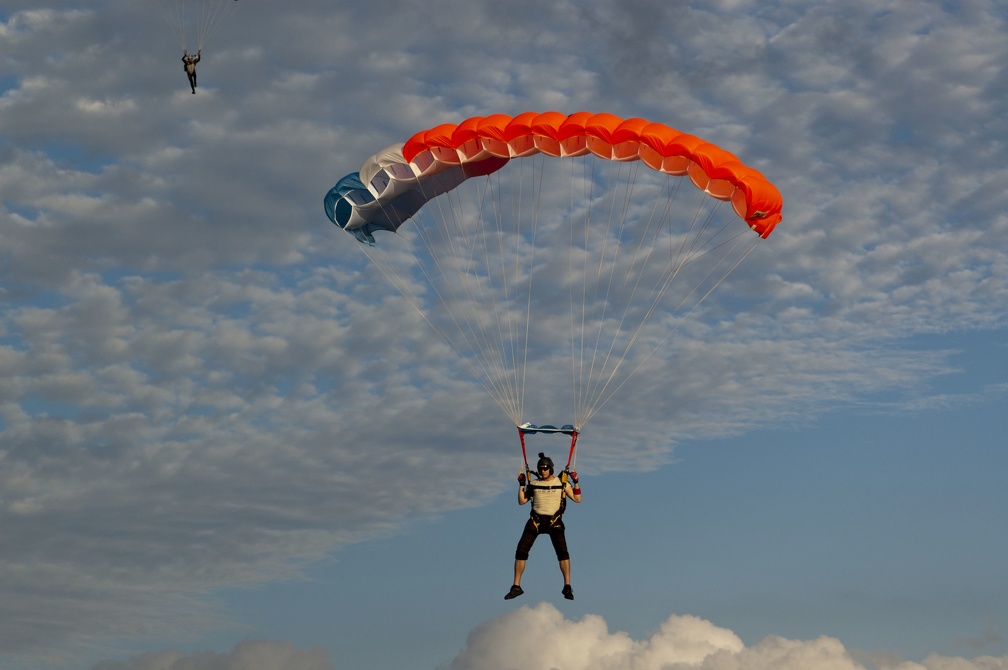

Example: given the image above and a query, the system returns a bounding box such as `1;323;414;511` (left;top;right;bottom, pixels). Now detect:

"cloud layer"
2;0;1007;667
91;606;1008;670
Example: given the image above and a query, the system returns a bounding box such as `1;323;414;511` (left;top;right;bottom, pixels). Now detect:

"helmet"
536;452;554;475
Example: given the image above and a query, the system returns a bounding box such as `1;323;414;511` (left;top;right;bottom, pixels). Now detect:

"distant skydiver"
504;452;581;601
182;49;201;94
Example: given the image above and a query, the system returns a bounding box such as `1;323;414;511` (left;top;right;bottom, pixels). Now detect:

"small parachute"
150;0;240;52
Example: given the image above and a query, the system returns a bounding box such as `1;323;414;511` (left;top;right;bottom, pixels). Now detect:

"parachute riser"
518;427;531;482
565;430;579;473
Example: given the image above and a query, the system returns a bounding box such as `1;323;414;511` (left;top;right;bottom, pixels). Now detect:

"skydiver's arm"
517;485;530;505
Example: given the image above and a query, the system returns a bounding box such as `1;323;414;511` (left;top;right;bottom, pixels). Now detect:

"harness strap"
527;476;568;530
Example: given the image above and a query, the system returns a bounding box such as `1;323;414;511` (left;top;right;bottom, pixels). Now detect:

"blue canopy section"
518;423;577;435
323;173;376;244
324;161;498;247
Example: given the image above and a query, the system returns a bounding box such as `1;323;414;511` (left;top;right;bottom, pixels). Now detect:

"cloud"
444;604;1008;670
1;0;1007;666
82;607;1008;670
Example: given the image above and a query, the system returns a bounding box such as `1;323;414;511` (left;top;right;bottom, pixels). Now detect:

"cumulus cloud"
445;604;1008;670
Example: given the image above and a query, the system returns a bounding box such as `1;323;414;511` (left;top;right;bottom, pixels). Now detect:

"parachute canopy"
324;111;782;431
150;0;240;52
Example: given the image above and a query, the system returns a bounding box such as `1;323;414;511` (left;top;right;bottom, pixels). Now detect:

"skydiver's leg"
508;519;538;592
559;560;573;599
548;523;573;596
512;559;526;586
559;559;571;584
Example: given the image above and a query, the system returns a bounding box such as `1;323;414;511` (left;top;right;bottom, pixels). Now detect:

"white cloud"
444;604;1008;670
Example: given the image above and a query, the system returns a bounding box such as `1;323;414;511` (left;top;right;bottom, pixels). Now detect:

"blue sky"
2;2;1007;670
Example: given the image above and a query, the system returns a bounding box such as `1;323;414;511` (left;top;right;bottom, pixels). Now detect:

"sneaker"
562;585;574;600
504;585;524;600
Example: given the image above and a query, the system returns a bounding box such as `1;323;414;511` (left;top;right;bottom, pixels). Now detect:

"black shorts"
514;516;569;561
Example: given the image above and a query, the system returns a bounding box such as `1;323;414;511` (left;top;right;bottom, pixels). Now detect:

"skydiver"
504;452;582;601
182;49;201;94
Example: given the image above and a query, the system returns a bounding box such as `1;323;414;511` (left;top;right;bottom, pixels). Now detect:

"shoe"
504;585;524;600
562;585;574;600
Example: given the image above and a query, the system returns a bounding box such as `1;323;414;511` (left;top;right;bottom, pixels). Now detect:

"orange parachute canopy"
325;112;782;431
396;112;781;237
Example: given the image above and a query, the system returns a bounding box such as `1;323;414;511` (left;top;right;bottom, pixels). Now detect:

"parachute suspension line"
583;157;615;423
151;0;187;51
639;195;732;329
482;167;524;423
565;156;657;429
517;155;548;426
345;225;500;411
580;159;655;418
568;156;595;430
455;175;527;423
448;177;510;413
582;170;687;412
567;157;580;427
582;226;761;426
487;167;521;423
507;160;532;424
490;165;518;421
340;228;493;406
448;174;506;412
581;159;643;425
572;170;764;427
579;187;718;425
386;163;538;427
360;179;520;424
577;157;613;426
196;0;239;51
579;156;602;429
150;0;239;52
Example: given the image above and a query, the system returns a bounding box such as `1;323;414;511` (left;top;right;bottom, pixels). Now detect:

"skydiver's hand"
517;471;526;486
569;470;579;483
